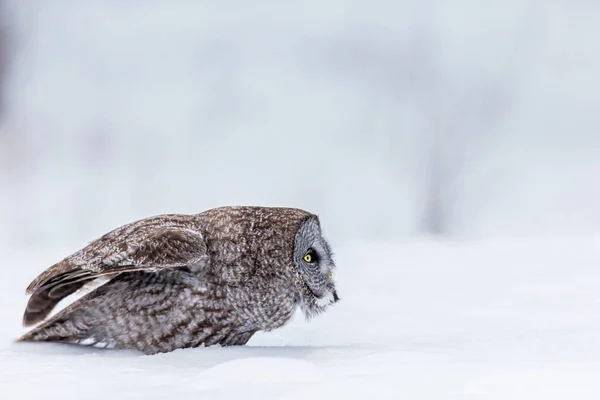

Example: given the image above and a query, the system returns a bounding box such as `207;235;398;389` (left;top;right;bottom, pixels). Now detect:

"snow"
1;0;600;398
2;237;600;399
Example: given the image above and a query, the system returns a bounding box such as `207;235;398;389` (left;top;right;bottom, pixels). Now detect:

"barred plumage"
19;206;338;354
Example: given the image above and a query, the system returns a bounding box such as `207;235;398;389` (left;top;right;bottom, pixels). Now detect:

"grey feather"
18;206;338;354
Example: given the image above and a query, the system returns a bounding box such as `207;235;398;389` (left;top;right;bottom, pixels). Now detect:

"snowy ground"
1;1;599;398
2;237;600;399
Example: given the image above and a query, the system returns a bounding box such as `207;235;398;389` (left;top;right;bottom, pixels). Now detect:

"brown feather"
18;207;337;354
22;215;207;327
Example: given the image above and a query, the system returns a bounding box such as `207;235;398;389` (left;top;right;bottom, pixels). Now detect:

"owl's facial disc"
292;217;338;319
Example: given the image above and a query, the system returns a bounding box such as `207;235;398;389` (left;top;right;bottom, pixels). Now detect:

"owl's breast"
225;277;297;332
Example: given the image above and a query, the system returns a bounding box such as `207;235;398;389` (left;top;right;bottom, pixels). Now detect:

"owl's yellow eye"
303;249;318;264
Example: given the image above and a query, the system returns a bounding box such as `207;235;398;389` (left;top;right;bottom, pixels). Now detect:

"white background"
0;1;599;399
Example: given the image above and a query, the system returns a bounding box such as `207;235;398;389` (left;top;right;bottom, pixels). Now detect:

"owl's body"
19;207;338;354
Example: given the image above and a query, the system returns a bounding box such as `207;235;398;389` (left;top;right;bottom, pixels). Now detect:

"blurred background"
0;0;598;247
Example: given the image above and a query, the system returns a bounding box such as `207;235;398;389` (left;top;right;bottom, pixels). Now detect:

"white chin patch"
315;291;336;308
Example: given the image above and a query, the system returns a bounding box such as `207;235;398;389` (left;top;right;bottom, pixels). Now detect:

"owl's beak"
332;290;340;303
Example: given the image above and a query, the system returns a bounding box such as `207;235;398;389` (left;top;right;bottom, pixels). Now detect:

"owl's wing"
23;216;207;327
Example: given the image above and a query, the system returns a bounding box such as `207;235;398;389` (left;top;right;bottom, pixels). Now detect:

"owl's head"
292;216;339;319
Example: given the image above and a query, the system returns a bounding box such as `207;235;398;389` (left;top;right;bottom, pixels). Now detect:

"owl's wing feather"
23;217;207;327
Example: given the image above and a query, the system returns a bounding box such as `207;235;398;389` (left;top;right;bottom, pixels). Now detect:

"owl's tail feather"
18;307;91;344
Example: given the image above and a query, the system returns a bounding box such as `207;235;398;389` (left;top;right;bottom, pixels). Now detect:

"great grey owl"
18;206;339;354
